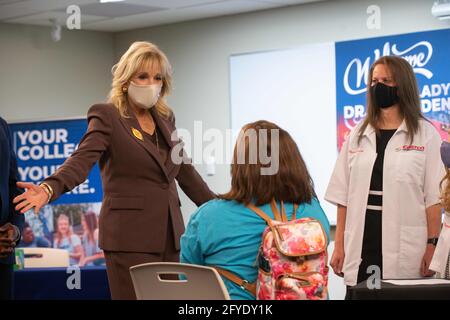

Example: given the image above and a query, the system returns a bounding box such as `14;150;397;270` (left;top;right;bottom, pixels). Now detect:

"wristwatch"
427;238;439;246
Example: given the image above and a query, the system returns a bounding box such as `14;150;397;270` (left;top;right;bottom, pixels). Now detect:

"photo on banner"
9;118;104;267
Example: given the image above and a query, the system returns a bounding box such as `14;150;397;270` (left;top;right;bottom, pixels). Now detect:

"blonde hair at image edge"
108;41;173;119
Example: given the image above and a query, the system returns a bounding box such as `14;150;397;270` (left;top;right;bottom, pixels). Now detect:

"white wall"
0;23;114;122
114;0;449;222
229;43;338;224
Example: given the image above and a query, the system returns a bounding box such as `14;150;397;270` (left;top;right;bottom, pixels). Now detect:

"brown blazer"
44;103;215;253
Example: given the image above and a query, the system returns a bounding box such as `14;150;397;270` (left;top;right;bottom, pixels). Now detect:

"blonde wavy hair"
54;214;74;247
108;41;173;119
441;168;450;212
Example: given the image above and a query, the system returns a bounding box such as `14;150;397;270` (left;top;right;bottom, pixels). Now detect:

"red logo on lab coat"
397;145;425;152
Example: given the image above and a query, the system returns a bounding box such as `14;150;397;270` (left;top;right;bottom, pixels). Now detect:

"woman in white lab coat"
325;56;444;295
430;141;450;279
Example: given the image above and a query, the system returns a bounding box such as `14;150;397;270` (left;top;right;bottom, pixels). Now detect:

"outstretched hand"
13;182;48;214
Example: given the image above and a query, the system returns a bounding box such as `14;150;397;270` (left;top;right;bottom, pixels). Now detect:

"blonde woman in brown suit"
13;41;215;299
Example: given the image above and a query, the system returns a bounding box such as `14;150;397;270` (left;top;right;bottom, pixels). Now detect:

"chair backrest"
22;247;70;268
129;262;230;300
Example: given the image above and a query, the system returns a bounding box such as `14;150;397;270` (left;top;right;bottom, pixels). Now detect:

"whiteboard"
230;42;338;224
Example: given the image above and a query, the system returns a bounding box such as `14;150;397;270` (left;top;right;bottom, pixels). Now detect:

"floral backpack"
215;200;329;300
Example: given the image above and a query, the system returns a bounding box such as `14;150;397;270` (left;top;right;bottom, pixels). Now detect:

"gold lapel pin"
132;127;143;141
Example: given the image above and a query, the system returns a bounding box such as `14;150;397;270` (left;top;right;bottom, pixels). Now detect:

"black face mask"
370;82;398;109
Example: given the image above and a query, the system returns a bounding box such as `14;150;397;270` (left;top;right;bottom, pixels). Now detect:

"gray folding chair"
129;262;231;300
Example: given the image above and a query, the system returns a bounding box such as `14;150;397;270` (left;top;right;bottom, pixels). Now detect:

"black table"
14;266;110;300
348;279;450;300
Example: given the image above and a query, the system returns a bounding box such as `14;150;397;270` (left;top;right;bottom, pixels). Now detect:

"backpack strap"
269;199;283;222
291;204;299;221
248;200;296;223
247;203;274;225
213;266;256;297
280;201;288;222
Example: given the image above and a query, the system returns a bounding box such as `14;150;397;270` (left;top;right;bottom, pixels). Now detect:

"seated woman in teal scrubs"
180;120;330;300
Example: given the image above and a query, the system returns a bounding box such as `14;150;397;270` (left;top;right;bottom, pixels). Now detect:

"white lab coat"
430;213;450;277
325;119;444;286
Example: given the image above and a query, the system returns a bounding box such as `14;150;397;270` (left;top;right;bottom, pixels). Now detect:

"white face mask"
127;82;162;109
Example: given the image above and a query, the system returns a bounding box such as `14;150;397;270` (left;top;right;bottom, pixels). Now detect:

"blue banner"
9;118;103;204
335;28;450;150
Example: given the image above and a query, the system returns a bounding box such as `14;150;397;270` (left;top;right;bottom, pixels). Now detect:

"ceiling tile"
125;0;230;9
70;2;166;18
253;0;323;4
85;0;279;31
5;10;106;27
0;0;93;20
0;0;25;5
0;0;329;32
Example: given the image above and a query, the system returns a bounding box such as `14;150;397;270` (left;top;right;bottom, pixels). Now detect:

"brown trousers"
104;216;180;300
